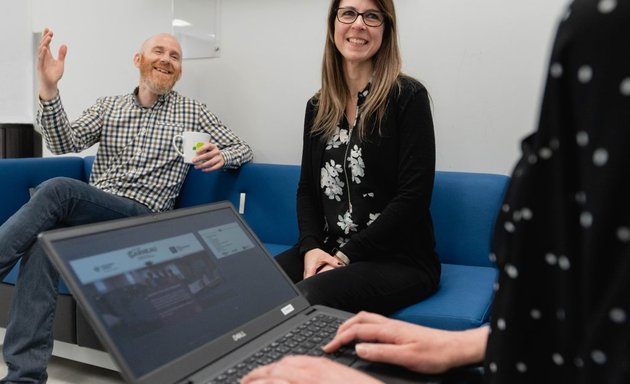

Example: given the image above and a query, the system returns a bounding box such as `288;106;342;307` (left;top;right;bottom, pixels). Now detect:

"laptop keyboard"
209;314;357;384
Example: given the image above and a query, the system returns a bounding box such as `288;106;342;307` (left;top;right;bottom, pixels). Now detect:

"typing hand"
323;311;485;374
240;355;383;384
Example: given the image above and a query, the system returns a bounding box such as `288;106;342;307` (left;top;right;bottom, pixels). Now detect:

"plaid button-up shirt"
36;88;253;212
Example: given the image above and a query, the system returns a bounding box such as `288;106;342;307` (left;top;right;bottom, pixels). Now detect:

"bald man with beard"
0;30;252;383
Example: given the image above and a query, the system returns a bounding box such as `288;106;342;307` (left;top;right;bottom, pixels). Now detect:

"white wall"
400;1;569;173
29;0;570;174
0;0;34;123
31;0;173;156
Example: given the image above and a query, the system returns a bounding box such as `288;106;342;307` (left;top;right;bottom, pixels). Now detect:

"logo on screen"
128;246;157;259
168;244;191;254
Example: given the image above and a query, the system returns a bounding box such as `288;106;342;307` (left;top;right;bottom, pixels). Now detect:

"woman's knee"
297;280;327;306
295;275;340;307
275;245;304;283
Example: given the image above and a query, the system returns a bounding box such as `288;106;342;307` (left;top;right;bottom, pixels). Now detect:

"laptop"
39;201;442;384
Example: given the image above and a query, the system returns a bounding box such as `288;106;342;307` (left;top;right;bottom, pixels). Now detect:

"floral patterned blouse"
319;85;384;251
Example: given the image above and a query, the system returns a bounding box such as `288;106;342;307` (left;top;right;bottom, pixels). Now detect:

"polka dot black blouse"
486;0;630;382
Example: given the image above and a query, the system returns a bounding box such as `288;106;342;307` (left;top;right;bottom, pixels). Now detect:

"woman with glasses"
275;0;440;316
245;0;630;383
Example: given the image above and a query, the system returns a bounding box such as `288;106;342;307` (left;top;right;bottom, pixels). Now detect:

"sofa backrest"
225;163;300;246
84;157;508;267
431;171;509;267
84;157;301;247
176;163;301;246
83;155;95;180
85;155;240;207
0;157;85;224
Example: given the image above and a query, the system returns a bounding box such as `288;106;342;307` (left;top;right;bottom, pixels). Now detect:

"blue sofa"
0;156;508;353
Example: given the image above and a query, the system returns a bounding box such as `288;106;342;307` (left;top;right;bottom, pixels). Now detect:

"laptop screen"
42;203;300;381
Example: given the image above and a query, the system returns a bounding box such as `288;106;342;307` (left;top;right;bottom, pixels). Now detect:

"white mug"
172;131;212;164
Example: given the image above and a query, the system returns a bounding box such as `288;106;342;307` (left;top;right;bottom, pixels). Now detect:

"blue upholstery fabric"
0;157;85;224
83;155;94;181
226;164;300;247
0;157;508;333
264;243;293;257
177;167;240;208
175;163;301;247
397;171;509;329
391;263;498;330
0;157;85;295
431;172;510;267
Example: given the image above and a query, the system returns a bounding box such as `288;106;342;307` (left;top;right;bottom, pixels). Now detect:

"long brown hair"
311;0;402;140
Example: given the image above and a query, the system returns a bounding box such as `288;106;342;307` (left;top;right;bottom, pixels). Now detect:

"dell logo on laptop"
232;331;247;342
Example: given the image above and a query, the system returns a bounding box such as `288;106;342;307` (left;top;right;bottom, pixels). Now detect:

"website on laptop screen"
49;207;297;378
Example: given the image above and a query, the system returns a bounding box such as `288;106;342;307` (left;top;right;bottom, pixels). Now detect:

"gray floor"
0;349;124;384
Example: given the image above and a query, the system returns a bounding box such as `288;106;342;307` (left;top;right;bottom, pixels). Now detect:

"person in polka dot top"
242;0;630;383
485;0;629;382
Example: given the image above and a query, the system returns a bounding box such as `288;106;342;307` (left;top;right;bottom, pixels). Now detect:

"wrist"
39;87;58;101
447;327;488;368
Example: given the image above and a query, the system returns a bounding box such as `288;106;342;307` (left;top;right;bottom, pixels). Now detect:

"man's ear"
133;53;141;68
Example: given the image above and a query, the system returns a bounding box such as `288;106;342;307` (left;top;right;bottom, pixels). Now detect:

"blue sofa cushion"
431;172;509;267
225;164;300;247
0;157;86;295
83;155;95;180
177;168;240;208
391;263;497;330
392;171;507;329
264;243;293;257
0;157;86;224
160;162;301;248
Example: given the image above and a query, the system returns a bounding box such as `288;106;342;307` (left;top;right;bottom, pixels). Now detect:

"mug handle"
172;135;185;156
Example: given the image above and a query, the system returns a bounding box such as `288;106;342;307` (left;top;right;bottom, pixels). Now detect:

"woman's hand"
303;248;344;278
241;355;383;384
324;312;488;374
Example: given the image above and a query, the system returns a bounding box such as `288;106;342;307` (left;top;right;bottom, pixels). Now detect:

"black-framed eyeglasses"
336;7;386;27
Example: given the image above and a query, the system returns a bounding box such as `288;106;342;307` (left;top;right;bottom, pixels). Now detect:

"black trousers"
275;245;438;315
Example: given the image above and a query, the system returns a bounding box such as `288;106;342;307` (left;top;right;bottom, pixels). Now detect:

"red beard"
139;54;180;95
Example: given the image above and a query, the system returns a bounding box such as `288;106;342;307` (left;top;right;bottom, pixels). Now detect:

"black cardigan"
296;76;440;274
